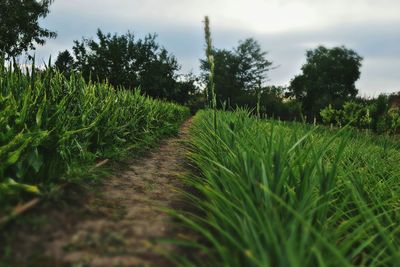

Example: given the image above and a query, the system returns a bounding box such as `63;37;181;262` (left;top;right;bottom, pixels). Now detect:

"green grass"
178;109;400;266
0;61;189;211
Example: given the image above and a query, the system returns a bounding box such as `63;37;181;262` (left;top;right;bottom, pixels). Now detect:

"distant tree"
200;38;272;106
289;45;362;118
71;29;181;101
0;0;56;58
54;50;74;77
138;47;180;99
174;73;200;104
389;91;400;109
201;49;240;106
235;38;273;91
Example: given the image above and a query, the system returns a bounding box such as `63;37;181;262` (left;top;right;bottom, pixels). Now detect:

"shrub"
376;107;400;134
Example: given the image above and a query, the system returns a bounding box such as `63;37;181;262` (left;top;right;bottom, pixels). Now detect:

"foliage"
72;29;179;96
320;104;340;124
54;50;74;78
0;0;56;58
235;38;272;90
320;102;371;128
375;107;400;134
0;59;189;209
177;109;400;266
200;38;272;107
369;94;389;131
231;87;301;121
201;49;240;106
54;29;198;103
289;46;362;118
342;101;372;128
320;96;400;134
174;73;201;105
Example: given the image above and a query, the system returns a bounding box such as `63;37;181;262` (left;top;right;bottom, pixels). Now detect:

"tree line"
55;30;199;105
1;0;399;133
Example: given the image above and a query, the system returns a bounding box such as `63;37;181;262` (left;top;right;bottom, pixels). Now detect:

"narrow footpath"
6;118;193;267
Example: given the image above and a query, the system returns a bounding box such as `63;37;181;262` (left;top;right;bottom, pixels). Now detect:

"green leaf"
28;148;43;173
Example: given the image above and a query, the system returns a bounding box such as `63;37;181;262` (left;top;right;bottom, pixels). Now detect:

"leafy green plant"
321;101;371;128
376;107;400;134
342;101;371;128
0;59;189;208
177;109;400;266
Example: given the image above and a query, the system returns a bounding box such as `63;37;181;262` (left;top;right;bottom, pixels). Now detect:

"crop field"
178;109;400;266
1;64;400;266
1;66;400;266
2;1;400;266
0;63;190;213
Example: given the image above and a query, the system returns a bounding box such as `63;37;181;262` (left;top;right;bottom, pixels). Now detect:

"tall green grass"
0;61;189;208
179;109;400;266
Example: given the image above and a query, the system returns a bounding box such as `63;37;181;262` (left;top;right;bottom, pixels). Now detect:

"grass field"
179;109;400;266
2;64;400;267
0;63;189;213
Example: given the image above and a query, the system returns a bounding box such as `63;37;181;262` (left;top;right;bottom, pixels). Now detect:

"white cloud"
49;0;400;33
33;0;400;95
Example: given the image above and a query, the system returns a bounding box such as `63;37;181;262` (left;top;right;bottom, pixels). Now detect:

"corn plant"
0;58;190;209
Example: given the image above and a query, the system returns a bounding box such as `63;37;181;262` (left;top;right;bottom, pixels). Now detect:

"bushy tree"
320;104;340;125
54;50;74;77
375;109;398;134
56;29;199;103
388;92;400;109
200;38;272;107
174;73;200;104
235;38;272;91
0;0;56;58
320;94;400;134
320;102;371;128
201;49;240;105
63;30;177;100
289;46;362;118
370;94;389;130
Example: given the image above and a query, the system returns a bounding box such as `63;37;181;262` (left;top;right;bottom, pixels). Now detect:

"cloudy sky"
35;0;400;96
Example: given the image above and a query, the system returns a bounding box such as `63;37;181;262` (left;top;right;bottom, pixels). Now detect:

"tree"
54;50;74;77
200;38;272;107
235;38;272;91
0;0;56;58
71;29;181;101
175;73;200;104
201;49;240;106
138;47;180;99
289;45;362;118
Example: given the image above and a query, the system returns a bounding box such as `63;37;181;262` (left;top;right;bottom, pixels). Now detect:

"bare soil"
1;118;194;267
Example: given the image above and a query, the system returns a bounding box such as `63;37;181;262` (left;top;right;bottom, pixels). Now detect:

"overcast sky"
34;0;400;96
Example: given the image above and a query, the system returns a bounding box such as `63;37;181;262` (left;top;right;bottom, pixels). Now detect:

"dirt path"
5;118;193;267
